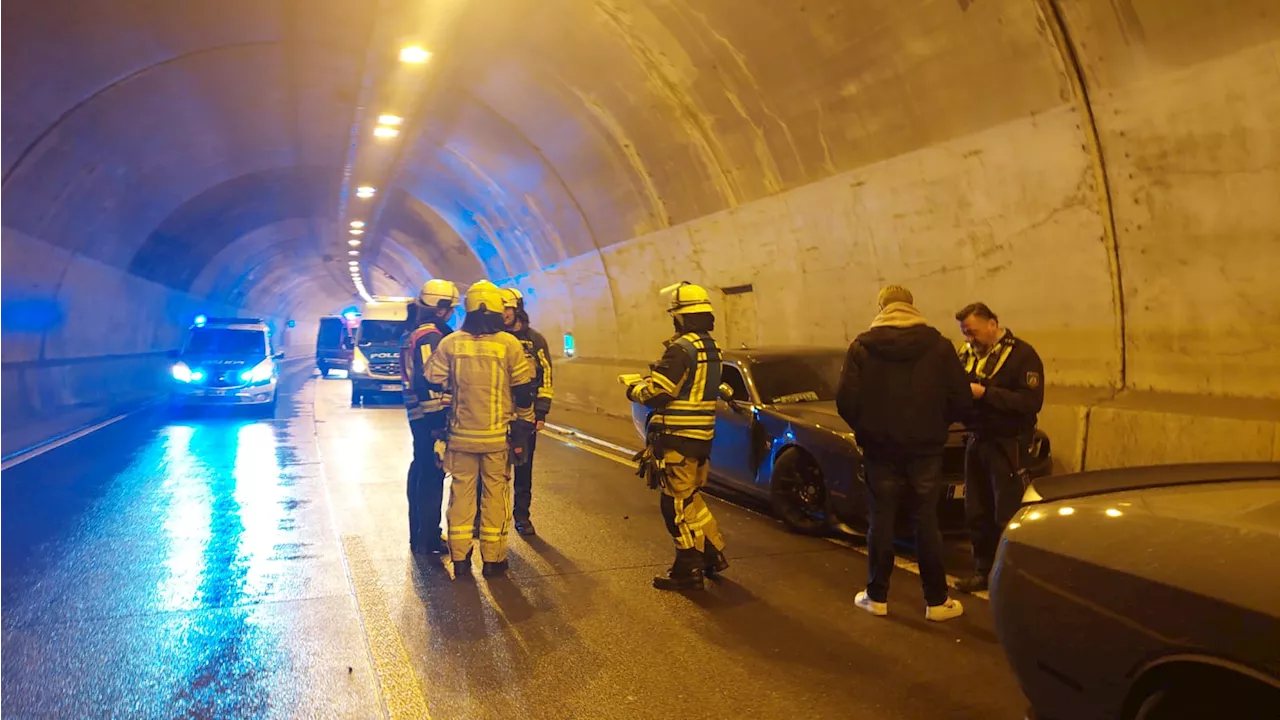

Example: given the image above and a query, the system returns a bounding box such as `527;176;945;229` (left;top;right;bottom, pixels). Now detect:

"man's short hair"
955;302;998;323
877;285;914;309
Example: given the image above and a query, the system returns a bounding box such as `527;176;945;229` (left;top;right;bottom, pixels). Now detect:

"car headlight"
172;362;204;383
351;349;368;374
240;358;275;384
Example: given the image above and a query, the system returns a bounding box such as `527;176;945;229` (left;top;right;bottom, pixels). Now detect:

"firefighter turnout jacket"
424;329;536;453
627;331;722;459
957;329;1045;437
508;325;554;421
400;320;453;425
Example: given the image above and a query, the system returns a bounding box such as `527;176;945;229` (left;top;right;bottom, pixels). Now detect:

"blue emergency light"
194;314;208;327
563;333;575;358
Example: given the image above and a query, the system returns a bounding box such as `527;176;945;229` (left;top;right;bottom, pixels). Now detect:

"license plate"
382;384;402;392
949;484;966;499
204;388;231;397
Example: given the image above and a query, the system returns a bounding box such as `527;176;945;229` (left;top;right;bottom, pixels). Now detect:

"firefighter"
399;279;459;555
952;302;1045;593
425;281;537;577
624;281;729;591
500;287;554;536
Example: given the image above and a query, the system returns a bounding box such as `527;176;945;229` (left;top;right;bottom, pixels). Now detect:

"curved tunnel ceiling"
3;0;1278;409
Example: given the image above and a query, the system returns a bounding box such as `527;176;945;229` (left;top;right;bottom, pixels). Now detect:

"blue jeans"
863;452;948;607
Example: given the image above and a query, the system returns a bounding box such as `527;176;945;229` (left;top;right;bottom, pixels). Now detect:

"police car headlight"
240;358;275;384
172;362;193;383
351;348;368;374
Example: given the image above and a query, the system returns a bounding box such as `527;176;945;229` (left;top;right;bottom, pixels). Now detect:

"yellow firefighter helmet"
418;278;460;309
500;287;524;310
661;281;714;316
464;281;505;314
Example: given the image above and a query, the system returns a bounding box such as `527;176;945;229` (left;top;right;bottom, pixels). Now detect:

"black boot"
653;567;704;591
653;549;705;591
482;560;509;577
703;546;729;577
514;518;537;536
955;572;989;594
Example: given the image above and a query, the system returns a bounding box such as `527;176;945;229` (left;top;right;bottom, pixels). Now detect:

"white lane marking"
541;423;991;601
0;401;161;471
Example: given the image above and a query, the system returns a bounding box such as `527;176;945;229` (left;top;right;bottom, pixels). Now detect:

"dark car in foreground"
630;346;1053;535
991;462;1280;720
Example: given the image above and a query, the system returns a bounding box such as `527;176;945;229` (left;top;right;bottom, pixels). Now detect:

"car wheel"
1129;666;1280;720
771;449;829;535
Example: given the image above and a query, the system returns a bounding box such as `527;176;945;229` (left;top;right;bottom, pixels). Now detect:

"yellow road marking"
340;533;431;720
542;426;990;601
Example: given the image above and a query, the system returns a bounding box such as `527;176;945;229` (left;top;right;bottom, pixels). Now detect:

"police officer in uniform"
625;282;730;591
399;279;460;556
952;302;1045;593
425;281;537;578
500;288;554;536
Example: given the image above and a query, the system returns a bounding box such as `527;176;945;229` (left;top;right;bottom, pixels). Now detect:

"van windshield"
358;320;403;345
317;319;347;346
186;328;266;356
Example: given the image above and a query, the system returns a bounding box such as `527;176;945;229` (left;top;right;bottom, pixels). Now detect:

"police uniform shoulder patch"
1025;371;1041;389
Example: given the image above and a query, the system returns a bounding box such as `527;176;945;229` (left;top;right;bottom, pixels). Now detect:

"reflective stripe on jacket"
424;330;535;453
633;331;722;442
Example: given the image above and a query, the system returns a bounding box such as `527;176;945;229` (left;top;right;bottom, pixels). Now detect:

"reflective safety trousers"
424;330;535;453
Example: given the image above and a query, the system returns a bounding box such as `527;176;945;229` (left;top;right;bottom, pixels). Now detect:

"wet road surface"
3;365;1029;719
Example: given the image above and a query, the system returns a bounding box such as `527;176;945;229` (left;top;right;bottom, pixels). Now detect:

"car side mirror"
718;382;735;402
273;351;285;360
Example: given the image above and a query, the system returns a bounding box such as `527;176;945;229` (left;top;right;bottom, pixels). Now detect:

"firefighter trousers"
659;449;726;561
445;449;512;563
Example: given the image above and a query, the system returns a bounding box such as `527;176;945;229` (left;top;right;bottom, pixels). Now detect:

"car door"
709;362;762;491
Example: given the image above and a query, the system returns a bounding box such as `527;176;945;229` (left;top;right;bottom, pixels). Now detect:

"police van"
348;297;411;406
169;315;283;415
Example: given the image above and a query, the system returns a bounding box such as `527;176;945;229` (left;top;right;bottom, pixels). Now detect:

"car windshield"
358;319;404;345
751;353;845;404
186;328;266;355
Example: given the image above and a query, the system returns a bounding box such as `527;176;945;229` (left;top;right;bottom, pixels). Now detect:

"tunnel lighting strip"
340;43;434;302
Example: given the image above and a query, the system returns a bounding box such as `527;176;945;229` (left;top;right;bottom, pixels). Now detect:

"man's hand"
970;383;987;399
535;420;545;432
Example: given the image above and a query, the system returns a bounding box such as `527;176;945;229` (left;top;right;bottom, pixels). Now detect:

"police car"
169;315;282;414
348;297;411;405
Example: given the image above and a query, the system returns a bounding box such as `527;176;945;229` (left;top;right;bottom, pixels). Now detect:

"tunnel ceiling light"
350;228;364;235
377;114;403;126
348;260;359;266
349;250;360;256
400;45;432;63
356;186;376;198
348;239;362;246
373;126;399;138
350;221;365;229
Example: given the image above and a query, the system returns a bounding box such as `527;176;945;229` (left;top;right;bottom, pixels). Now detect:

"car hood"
771;401;967;444
770;401;849;432
178;354;262;369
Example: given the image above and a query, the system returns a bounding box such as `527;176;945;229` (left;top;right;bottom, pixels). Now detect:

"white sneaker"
925;598;964;622
855;591;888;616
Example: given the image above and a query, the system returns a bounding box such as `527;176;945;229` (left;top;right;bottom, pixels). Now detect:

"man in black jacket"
952;301;1045;593
836;286;972;621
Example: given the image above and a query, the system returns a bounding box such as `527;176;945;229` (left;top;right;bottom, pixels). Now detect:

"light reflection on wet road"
1;362;376;718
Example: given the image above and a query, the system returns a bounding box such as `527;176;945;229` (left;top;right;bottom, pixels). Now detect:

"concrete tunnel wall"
2;0;1278;469
407;0;1280;472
